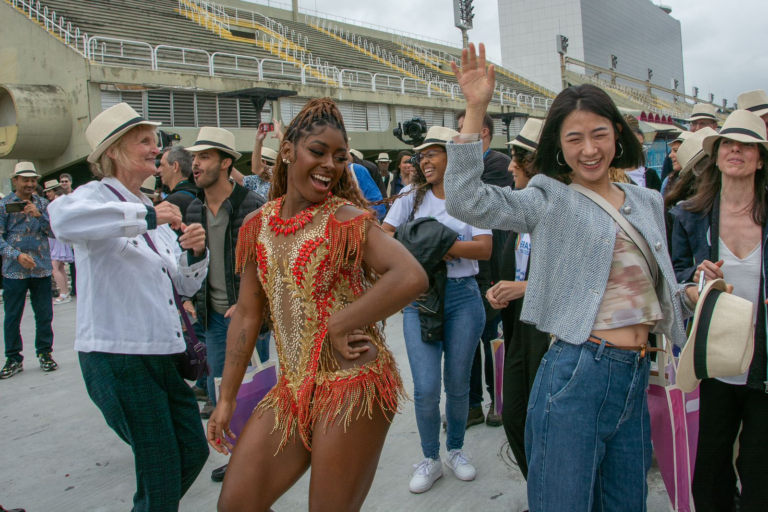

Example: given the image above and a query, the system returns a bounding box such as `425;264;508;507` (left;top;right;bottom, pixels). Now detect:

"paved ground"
0;299;673;511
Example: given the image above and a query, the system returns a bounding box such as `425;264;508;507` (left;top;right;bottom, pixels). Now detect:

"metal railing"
10;0;88;56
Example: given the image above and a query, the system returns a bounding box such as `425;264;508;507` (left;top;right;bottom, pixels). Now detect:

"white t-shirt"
384;185;491;278
626;166;647;188
515;233;531;281
716;238;761;386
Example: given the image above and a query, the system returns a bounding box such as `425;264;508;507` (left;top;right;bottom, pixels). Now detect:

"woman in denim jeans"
445;45;698;511
383;126;492;494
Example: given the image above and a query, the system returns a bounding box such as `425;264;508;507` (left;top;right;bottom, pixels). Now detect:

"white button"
654;242;662;251
622;205;632;215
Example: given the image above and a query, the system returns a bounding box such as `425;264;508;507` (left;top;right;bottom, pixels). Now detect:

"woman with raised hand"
671;110;768;512
208;98;427;512
445;43;697;511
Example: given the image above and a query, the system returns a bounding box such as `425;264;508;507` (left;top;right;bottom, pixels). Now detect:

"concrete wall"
498;0;684;95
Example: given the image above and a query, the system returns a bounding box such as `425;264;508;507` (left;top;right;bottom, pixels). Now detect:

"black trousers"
692;378;768;512
500;299;549;479
79;352;209;512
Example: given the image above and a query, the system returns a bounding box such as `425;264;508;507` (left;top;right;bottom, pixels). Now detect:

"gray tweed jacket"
444;141;693;347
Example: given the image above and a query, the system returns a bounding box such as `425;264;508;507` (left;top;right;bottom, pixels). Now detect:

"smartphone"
5;202;26;213
259;122;275;133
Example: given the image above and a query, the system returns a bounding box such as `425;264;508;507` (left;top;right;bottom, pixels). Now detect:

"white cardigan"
48;177;209;355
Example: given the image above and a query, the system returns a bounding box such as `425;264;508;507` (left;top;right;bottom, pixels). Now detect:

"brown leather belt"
587;336;664;358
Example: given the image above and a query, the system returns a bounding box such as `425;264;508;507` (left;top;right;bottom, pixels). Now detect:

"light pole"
557;35;569;91
453;0;475;49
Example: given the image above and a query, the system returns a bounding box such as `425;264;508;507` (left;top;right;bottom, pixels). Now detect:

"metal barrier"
154;45;212;75
88;37;154;68
339;69;373;90
211;52;260;77
260;58;304;83
11;0;88;56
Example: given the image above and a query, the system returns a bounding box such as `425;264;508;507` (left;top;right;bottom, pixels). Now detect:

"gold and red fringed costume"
236;193;406;452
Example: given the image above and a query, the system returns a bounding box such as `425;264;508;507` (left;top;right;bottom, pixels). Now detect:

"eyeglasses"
415;149;445;164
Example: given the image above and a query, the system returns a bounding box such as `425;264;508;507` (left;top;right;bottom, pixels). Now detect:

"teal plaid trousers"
79;352;209;512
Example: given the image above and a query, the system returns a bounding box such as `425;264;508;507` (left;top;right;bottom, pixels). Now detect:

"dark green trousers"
79;352;209;512
500;298;550;480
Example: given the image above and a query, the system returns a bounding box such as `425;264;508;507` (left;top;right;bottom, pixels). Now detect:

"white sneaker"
445;449;476;481
409;457;443;494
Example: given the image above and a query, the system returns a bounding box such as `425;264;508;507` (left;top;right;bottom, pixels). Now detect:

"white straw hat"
685;104;719;124
349;149;364;160
12;162;41;178
86;103;161;164
737;89;768;118
702;110;768;156
677;279;755;393
43;179;61;192
671;131;692;144
413;126;460;151
260;147;277;163
677;128;716;175
140;176;159;199
186;127;242;161
506;118;544;152
376;152;391;162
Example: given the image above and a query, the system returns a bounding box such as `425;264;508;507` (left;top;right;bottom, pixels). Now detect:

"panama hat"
677;279;755;393
685;104;719;124
506;118;544;152
677;128;716;175
376;152;391;163
43;179;61;192
260;147;277;164
349;149;364;160
139;176;159;199
671;131;692;144
737;89;768;118
12;162;41;178
413;126;460;151
86;103;161;164
186;127;242;161
702;110;768;156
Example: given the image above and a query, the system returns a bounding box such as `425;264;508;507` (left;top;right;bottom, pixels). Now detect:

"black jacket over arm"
185;182;266;329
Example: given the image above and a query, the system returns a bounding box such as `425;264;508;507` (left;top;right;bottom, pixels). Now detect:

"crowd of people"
1;39;767;512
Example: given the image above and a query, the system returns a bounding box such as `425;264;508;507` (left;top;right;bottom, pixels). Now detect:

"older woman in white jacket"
49;103;210;512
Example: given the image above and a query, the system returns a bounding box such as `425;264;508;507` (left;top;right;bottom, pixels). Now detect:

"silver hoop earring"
556;151;566;166
615;142;624;159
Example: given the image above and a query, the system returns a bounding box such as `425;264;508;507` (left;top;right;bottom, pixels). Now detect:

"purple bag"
648;337;699;512
104;184;209;381
215;358;278;447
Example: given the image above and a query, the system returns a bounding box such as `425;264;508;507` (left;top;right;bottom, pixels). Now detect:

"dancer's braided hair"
270;98;371;216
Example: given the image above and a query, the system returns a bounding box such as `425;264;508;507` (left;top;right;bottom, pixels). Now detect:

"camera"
393;117;428;147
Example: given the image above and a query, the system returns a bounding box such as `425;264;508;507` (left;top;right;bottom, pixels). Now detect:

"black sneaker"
0;359;23;379
211;463;228;482
0;505;27;512
200;399;214;419
466;406;485;429
38;353;59;372
192;385;209;402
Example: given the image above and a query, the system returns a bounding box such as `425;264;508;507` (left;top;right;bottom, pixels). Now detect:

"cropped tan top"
593;223;663;330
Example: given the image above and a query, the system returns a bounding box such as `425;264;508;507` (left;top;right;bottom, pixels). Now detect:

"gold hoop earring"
556;151;566;166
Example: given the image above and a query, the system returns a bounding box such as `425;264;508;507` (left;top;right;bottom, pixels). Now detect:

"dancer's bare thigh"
218;407;311;512
308;405;394;512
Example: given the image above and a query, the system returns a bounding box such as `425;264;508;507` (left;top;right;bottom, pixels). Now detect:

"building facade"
498;0;685;94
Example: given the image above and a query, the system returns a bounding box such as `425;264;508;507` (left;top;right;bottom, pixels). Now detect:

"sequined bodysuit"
236;194;406;451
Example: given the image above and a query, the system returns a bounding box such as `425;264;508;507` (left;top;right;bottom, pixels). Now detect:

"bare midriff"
591;324;651;348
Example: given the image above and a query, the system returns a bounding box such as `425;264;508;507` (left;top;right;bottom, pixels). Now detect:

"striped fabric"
445;141;693;348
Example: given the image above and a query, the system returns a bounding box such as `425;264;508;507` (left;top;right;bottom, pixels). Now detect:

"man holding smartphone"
0;162;57;379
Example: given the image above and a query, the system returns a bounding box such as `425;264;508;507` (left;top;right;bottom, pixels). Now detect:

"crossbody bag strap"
569;183;659;285
104;184;199;343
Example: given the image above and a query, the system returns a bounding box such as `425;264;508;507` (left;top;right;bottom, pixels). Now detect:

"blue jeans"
3;276;54;362
525;339;652;512
198;312;270;405
403;277;485;460
469;315;501;408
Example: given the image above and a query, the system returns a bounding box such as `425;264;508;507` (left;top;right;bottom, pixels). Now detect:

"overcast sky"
248;0;766;105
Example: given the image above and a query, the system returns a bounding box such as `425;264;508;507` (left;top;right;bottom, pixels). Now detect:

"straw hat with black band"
139;176;159;199
86;103;161;164
506;118;544;153
676;127;717;175
349;149;364;161
672;131;692;145
702;110;768;156
677;279;755;393
12;162;41;179
186;127;242;161
260;147;277;164
737;89;768;119
413;126;460;152
43;179;61;192
685;103;719;124
376;153;391;163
